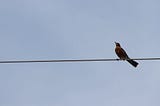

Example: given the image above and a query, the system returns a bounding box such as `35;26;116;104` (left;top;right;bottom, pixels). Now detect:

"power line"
0;58;159;64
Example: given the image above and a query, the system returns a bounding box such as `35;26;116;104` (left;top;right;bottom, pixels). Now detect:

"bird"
114;42;138;67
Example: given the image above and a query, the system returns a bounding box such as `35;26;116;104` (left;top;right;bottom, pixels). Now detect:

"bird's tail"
127;59;138;67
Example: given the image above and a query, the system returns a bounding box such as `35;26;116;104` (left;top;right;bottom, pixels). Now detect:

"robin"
115;42;138;67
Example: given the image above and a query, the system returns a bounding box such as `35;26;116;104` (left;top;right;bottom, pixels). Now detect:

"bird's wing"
121;48;129;58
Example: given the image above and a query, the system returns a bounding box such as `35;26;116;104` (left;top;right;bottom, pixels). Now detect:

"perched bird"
115;42;138;67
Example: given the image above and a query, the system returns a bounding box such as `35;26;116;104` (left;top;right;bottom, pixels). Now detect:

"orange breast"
115;47;128;59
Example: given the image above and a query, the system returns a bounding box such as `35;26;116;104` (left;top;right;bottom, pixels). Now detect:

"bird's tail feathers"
127;59;138;67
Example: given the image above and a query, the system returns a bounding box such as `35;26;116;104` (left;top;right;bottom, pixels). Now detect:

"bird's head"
114;42;121;47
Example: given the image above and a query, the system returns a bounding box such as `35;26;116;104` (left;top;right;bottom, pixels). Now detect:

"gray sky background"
0;0;160;106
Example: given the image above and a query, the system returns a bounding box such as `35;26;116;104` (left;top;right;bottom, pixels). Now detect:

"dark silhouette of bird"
115;42;138;67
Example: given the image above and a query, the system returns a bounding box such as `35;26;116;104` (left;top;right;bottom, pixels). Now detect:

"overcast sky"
0;0;160;106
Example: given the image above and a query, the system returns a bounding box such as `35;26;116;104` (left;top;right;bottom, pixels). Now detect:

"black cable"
0;58;159;64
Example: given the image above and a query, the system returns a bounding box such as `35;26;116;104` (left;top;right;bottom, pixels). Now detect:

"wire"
0;58;159;64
